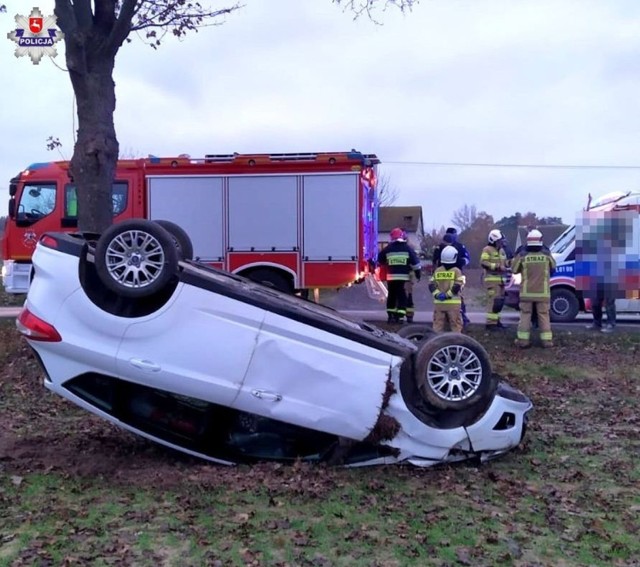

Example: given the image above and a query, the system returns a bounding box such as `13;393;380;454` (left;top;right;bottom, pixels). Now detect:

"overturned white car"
17;220;532;466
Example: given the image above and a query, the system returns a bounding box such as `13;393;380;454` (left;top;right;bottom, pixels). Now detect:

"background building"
378;206;424;254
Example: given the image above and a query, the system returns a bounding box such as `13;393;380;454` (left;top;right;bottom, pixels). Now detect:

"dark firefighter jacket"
377;241;422;282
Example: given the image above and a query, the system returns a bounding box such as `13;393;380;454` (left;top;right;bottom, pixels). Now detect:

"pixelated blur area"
574;210;640;299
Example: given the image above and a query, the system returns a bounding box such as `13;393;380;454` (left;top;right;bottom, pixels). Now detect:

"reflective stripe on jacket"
378;241;421;282
430;266;464;305
511;248;557;300
481;245;507;283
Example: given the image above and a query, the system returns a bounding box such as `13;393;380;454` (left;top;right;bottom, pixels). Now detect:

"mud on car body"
18;220;532;467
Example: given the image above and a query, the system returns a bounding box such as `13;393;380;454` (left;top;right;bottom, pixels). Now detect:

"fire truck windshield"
17;183;56;220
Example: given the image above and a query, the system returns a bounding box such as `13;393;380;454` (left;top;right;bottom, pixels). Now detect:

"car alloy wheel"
414;333;496;411
425;344;482;402
94;219;178;298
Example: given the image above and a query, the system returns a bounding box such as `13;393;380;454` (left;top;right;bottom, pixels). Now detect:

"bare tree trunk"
56;0;124;234
69;61;119;232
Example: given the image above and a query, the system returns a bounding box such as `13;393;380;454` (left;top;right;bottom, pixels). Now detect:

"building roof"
378;206;424;232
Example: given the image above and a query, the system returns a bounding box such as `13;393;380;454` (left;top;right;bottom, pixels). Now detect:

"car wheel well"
79;243;178;318
398;357;497;429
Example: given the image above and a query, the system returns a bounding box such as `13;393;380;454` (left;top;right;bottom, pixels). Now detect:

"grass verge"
1;321;639;566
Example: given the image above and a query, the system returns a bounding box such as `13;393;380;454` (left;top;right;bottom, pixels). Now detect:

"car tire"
415;333;497;412
396;324;436;344
549;288;580;322
247;269;292;294
94;219;179;298
154;219;194;260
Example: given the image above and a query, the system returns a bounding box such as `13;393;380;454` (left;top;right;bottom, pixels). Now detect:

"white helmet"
441;245;458;265
527;229;543;247
488;229;504;244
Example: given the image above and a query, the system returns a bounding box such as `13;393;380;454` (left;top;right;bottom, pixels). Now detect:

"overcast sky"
2;0;640;231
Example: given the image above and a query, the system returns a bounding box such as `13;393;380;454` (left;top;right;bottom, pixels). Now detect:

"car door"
116;284;265;407
231;310;396;441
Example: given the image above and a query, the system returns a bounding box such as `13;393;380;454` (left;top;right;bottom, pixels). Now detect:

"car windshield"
550;225;575;255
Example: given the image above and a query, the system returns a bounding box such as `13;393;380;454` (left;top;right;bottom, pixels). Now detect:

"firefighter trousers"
433;305;463;333
404;280;415;322
386;280;409;321
485;282;505;326
517;300;552;345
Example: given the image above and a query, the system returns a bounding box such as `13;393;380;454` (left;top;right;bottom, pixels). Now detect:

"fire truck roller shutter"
147;176;224;262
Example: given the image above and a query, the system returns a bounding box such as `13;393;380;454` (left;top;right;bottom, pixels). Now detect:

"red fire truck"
2;150;380;294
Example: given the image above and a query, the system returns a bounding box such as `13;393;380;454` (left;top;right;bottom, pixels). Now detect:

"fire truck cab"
2;151;380;294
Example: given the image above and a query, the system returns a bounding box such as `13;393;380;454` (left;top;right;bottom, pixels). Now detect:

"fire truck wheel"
247;269;293;294
94;219;179;298
415;333;497;412
396;324;436;345
154;220;194;260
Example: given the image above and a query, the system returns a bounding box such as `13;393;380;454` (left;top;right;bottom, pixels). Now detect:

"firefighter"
481;229;509;329
511;229;557;348
432;227;471;326
428;245;465;333
378;227;422;323
401;229;418;323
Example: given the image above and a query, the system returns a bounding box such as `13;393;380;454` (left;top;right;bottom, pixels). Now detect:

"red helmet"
390;227;405;241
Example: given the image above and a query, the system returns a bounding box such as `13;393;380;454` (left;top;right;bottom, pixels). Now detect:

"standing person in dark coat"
378;227;422;324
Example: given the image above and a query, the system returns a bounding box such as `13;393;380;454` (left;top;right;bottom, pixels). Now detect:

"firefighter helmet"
441;245;458;265
526;229;543;247
488;229;504;244
390;227;406;242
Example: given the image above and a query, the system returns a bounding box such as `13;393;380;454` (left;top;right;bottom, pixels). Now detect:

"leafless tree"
377;173;399;206
450;204;478;233
334;0;417;21
52;1;242;231
45;0;416;232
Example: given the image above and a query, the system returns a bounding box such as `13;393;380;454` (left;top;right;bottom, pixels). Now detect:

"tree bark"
56;0;122;233
68;60;119;233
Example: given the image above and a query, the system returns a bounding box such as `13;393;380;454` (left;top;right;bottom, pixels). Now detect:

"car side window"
18;183;56;220
64;182;129;218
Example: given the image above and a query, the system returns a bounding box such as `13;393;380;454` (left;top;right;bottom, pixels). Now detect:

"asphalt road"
339;309;640;332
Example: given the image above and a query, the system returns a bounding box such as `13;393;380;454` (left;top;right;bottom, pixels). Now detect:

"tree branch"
108;0;137;52
72;0;94;29
333;0;417;22
54;0;78;36
95;0;117;31
130;1;242;34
